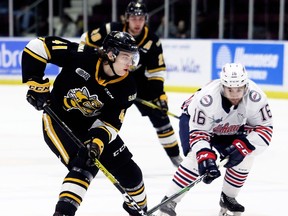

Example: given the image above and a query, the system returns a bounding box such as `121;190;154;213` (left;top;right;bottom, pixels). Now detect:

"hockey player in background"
22;31;148;216
80;1;183;167
157;63;273;216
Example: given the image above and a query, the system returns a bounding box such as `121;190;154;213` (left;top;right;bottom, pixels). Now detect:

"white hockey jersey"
184;79;273;155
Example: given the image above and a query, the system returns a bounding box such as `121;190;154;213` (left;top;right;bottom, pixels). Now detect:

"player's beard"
129;27;142;37
229;98;242;105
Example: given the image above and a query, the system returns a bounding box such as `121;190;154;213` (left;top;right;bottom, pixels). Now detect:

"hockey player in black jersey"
81;1;183;167
22;31;147;216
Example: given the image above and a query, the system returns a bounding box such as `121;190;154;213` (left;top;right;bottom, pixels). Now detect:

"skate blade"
219;207;242;216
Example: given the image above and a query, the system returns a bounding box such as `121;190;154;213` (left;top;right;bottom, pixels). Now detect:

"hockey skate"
53;212;70;216
169;155;183;167
157;196;177;216
218;192;245;216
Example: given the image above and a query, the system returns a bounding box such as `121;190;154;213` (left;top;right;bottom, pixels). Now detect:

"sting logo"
63;86;103;117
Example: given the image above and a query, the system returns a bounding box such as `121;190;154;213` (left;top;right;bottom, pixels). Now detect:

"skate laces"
226;196;239;205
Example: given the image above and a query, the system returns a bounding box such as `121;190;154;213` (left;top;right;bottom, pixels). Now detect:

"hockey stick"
43;105;150;216
135;97;180;119
146;158;228;215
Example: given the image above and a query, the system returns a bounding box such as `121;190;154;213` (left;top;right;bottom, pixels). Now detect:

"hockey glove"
84;138;104;167
196;148;221;184
152;94;169;118
26;78;51;111
221;137;255;168
197;148;221;184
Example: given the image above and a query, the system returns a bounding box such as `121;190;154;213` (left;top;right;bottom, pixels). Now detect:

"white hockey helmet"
220;63;248;87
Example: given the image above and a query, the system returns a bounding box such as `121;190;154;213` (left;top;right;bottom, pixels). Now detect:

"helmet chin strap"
108;60;120;77
105;52;120;77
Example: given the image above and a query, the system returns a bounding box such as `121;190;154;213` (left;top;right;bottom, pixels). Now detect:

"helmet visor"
129;51;140;71
117;50;140;72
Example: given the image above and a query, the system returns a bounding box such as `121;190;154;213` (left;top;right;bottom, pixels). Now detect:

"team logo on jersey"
76;68;90;80
200;95;213;107
249;90;261;102
213;123;241;135
209;116;223;124
63;87;103;117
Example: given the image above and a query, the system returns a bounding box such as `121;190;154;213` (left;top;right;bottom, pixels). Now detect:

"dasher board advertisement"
0;38;59;77
212;42;284;85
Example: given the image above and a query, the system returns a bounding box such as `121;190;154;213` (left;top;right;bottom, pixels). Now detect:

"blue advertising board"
212;42;284;85
0;39;59;76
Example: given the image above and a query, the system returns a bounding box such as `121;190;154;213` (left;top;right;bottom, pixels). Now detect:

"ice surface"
0;85;287;216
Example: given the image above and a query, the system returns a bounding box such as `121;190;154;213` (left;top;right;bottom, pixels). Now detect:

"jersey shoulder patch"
200;95;213;107
249;90;262;102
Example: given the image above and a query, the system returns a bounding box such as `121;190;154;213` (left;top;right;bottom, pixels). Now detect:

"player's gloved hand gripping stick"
43;105;152;216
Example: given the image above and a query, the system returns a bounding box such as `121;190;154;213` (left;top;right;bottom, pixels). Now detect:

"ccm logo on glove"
232;139;253;156
29;85;49;92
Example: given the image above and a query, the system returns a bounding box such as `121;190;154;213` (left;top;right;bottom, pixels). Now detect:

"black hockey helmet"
103;31;138;55
125;1;148;21
102;31;140;72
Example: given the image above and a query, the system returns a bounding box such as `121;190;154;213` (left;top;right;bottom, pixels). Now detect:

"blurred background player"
80;0;183;167
22;31;148;216
157;63;273;216
54;13;77;37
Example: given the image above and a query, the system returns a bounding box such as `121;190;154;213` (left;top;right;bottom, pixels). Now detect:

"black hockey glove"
152;94;168;118
197;148;221;184
26;78;50;111
83;138;104;167
221;137;255;168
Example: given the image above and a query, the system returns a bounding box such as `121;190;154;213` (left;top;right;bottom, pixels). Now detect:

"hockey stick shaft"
135;97;180;119
146;158;228;215
43;105;148;216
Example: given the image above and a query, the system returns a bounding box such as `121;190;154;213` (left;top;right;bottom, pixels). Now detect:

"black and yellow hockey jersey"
83;22;166;101
22;36;137;143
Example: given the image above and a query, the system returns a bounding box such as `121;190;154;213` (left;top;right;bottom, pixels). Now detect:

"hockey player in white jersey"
157;63;273;216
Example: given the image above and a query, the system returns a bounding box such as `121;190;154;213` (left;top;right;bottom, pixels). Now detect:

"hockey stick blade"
147;158;228;215
135;97;180;119
146;175;206;215
43;105;149;216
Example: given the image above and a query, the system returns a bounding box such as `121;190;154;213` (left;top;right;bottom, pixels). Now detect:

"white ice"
0;85;287;216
